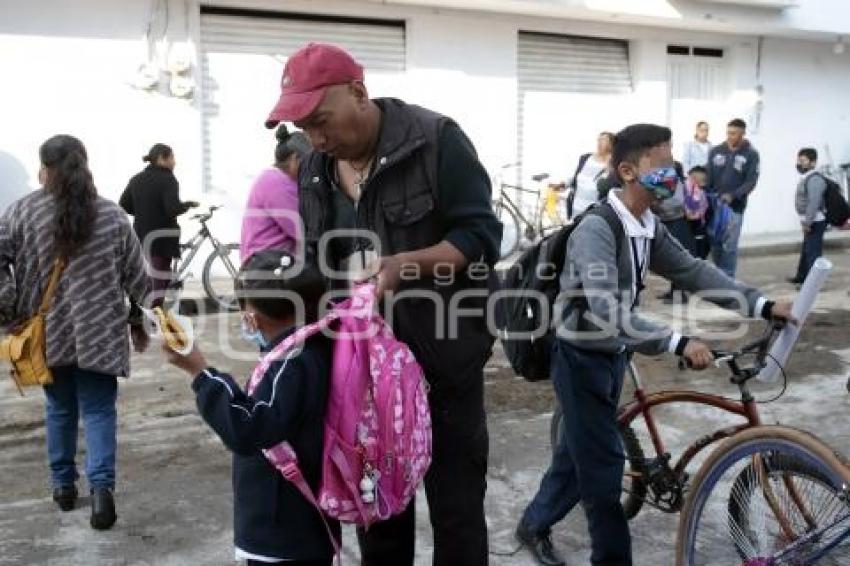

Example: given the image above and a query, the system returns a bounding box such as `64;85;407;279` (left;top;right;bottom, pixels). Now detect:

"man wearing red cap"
267;43;501;565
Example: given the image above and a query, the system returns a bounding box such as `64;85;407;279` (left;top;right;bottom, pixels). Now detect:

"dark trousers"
688;219;711;260
521;341;631;565
357;371;489;566
147;254;173;308
794;220;827;282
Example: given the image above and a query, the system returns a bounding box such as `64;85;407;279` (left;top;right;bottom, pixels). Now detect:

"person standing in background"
654;161;697;303
789;147;828;286
120;144;198;307
240;125;311;264
681;121;711;174
567;132;614;218
684;165;711;260
705;118;760;278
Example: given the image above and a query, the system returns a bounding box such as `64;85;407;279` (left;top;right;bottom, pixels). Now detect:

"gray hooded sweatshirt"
555;192;770;356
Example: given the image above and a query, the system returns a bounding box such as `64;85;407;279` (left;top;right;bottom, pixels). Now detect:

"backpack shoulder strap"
569;153;593;188
584;202;625;255
247;314;336;395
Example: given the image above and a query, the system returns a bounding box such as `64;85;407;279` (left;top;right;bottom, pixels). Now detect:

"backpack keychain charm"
360;467;377;504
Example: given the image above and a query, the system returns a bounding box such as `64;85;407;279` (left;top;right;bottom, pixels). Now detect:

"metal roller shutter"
517;32;632;208
199;8;405;233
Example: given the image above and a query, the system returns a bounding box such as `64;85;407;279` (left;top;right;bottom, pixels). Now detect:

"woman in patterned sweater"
0;135;150;530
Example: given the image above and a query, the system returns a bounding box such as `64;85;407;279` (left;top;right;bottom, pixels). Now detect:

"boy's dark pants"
521;340;632;565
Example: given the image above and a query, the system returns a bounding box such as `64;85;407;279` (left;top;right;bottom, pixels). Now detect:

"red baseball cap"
265;43;364;128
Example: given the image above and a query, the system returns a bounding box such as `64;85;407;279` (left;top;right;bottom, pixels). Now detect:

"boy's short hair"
688;165;707;176
611;124;672;180
235;250;327;323
798;147;818;162
727;118;747;130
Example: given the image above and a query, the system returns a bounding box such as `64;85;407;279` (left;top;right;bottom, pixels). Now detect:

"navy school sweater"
192;328;340;560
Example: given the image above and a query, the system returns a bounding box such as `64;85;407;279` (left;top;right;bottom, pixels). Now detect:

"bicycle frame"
172;222;211;284
497;183;540;232
618;361;761;480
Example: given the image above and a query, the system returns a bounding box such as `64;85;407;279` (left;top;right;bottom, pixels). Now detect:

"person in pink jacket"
240;125;310;264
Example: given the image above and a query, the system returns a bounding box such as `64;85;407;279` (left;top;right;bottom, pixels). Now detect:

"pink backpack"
246;284;432;554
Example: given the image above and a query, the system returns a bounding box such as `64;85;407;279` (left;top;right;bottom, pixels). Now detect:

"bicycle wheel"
550;403;647;520
676;426;850;566
202;243;240;312
493;200;520;259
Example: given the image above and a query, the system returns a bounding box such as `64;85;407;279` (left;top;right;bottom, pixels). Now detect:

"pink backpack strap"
264;443;341;559
246;312;338;395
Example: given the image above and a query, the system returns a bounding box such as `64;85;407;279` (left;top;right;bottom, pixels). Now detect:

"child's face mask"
240;312;268;350
639;167;679;200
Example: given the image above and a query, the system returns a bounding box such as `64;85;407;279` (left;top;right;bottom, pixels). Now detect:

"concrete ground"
1;248;848;566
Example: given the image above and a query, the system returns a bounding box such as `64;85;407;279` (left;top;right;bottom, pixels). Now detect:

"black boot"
90;488;117;530
516;520;566;566
52;486;78;512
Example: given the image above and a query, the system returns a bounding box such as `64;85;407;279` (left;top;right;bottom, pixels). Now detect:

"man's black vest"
299;98;494;396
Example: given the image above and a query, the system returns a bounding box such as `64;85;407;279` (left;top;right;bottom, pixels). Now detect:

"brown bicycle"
550;322;782;520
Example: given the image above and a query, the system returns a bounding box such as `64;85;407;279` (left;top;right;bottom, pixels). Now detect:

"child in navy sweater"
164;250;338;565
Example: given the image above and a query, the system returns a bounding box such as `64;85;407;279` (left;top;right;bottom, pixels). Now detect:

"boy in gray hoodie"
515;124;793;566
790;147;828;285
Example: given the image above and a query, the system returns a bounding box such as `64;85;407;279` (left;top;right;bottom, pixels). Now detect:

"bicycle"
550;322;788;521
492;163;569;259
163;205;240;312
675;425;850;564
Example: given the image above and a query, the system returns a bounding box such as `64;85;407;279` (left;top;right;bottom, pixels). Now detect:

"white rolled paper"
756;257;832;383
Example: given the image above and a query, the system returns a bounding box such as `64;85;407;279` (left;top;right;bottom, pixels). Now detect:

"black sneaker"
90;488;117;530
516;520;566;566
52;486;78;512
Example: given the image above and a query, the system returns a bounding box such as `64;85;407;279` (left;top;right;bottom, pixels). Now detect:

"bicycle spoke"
683;438;850;566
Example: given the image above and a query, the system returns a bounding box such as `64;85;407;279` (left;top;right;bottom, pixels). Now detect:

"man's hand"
720;193;734;205
683;339;714;370
372;254;406;299
802;224;812;235
163;343;208;376
770;299;797;326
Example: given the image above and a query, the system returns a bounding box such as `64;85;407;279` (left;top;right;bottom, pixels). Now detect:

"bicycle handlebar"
189;205;220;222
681;322;781;384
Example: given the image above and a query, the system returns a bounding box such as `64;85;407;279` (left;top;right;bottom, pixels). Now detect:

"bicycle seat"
532;173;550;182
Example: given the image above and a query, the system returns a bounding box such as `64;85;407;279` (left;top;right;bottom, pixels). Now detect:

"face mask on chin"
796;164;810;175
241;316;269;350
639;167;679;201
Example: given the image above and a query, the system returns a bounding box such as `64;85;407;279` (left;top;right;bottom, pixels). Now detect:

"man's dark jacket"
299;98;502;396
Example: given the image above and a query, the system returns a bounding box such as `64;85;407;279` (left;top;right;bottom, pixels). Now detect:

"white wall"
0;0;204;211
2;0;849;243
741;35;850;240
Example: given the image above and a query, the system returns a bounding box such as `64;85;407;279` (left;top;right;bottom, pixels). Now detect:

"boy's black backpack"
495;203;623;381
817;173;850;227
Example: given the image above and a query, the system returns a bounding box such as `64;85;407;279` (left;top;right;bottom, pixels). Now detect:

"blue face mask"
639;167;679;200
241;318;269;350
